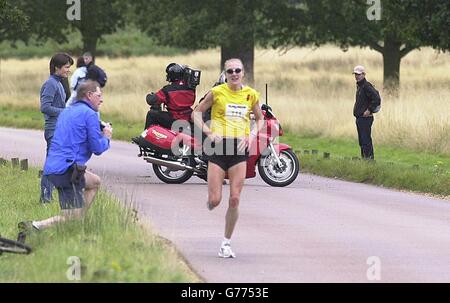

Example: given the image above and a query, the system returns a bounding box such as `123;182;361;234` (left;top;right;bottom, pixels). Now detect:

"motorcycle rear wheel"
258;149;300;187
152;164;193;184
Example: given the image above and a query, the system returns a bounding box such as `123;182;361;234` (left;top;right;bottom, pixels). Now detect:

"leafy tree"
9;0;129;57
0;0;29;42
70;0;129;55
134;0;261;84
14;0;68;44
419;1;450;50
261;0;450;95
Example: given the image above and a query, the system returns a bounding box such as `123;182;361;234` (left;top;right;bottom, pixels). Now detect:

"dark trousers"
356;116;374;160
40;131;54;202
145;110;175;129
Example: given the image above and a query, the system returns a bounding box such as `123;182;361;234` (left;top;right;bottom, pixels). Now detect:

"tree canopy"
69;0;129;55
2;0;129;56
134;0;270;84
2;0;449;93
0;0;29;42
261;0;450;94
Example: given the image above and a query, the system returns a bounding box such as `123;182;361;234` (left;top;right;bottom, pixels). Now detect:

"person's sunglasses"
226;68;242;74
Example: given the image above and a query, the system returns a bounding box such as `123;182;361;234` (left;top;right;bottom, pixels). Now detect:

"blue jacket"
43;101;110;175
40;75;66;133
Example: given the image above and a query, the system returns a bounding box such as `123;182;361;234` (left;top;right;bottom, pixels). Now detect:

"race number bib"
225;104;248;119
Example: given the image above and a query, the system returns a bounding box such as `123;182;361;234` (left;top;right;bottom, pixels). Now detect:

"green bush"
0;26;187;59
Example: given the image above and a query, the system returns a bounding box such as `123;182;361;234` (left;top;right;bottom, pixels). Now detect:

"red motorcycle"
132;104;299;187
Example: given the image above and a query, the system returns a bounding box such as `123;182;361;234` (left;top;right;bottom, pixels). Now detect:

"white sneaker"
218;243;236;258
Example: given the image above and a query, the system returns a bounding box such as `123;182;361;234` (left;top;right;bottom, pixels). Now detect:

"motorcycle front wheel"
152;164;193;184
258;149;300;187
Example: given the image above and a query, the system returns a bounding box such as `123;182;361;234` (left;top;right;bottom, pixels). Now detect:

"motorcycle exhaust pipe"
143;156;202;173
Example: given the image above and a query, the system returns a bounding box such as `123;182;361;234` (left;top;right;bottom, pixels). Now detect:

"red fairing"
265;118;282;137
172;132;202;152
246;154;258;178
144;125;177;150
273;143;291;153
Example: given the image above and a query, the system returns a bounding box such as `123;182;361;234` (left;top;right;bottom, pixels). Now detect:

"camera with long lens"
100;120;112;131
166;63;201;89
182;66;201;89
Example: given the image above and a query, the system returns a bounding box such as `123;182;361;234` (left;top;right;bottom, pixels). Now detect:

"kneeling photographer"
144;63;200;129
18;80;112;237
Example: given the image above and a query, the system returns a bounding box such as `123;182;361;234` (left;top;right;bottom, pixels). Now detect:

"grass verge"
297;154;450;197
281;133;450;197
0;163;200;282
282;133;450;171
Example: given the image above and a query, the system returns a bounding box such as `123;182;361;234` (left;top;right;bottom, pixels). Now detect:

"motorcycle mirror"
261;104;272;111
263;84;273;118
261;104;273;118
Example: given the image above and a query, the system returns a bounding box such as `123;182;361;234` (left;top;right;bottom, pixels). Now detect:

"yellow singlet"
210;83;259;138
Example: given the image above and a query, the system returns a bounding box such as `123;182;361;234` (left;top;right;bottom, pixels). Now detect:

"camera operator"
18;80;112;236
143;63;199;129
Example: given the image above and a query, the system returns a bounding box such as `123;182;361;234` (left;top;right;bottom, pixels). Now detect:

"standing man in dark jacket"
353;65;381;160
39;53;74;203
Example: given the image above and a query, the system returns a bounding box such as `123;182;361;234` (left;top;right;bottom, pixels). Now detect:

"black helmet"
166;63;184;82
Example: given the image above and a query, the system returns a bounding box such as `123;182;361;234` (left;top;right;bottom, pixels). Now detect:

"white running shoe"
218;243;236;258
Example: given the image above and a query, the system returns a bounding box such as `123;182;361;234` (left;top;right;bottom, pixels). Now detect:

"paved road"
1;127;450;282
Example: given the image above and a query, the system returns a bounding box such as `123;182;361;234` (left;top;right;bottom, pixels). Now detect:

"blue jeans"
40;131;54;203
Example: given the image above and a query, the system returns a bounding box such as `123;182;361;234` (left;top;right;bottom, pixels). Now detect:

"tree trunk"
219;0;255;85
81;32;99;59
382;38;402;97
220;40;254;85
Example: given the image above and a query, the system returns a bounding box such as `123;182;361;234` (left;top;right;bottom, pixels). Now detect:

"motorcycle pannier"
140;125;177;153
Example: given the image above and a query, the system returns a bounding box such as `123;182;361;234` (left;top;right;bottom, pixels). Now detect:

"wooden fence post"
20;159;28;171
11;158;19;168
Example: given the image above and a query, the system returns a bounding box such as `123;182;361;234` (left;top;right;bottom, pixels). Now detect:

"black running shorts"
207;138;248;171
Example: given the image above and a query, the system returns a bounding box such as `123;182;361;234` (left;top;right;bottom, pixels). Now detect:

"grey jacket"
40;74;66;133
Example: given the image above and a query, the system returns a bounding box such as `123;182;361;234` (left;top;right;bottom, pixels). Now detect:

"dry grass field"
1;46;449;154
